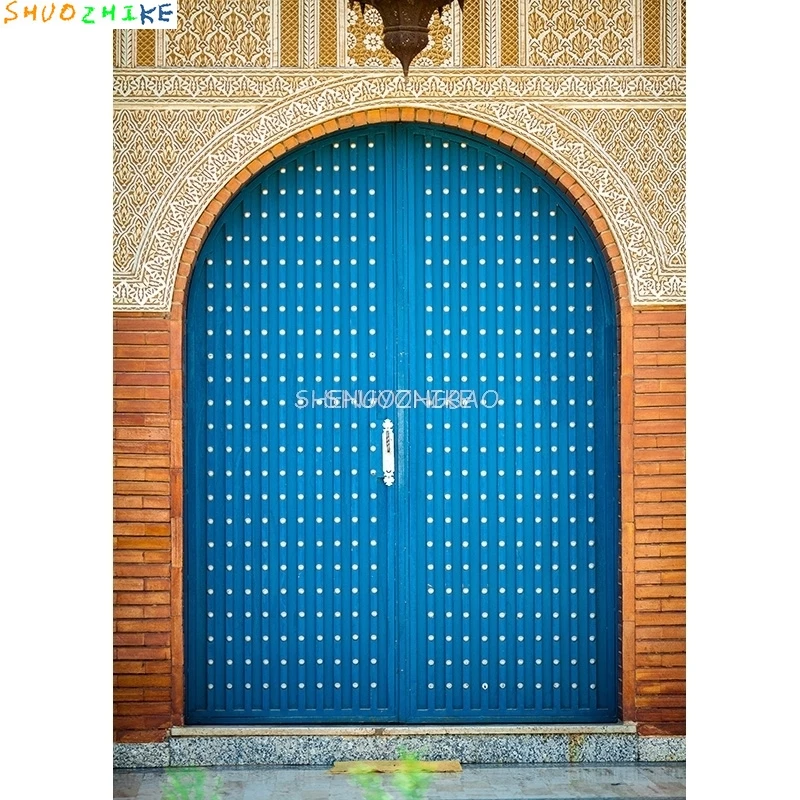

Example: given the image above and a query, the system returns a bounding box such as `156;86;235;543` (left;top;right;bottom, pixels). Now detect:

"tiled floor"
113;763;686;799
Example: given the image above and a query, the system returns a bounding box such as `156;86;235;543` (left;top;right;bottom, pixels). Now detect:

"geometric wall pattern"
525;0;634;66
560;107;685;274
112;1;685;309
113;108;253;283
116;1;684;70
642;0;662;65
346;2;457;67
165;0;276;67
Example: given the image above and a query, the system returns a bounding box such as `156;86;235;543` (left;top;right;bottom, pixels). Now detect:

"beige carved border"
113;67;685;104
113;70;685;310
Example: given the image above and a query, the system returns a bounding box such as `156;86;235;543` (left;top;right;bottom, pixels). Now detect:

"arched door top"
184;123;619;724
122;109;640;313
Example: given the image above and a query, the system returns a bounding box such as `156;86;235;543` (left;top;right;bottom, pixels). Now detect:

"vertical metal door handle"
382;419;395;486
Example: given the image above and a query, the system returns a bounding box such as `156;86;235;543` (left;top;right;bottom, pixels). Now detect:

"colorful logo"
3;1;177;27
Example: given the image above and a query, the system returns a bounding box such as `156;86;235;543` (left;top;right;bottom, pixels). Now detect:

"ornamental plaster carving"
112;68;685;104
301;0;320;67
483;0;501;67
164;0;277;67
112;71;685;309
456;100;680;301
665;0;683;67
524;0;634;66
345;1;456;68
115;30;134;68
113;108;255;289
559;106;684;279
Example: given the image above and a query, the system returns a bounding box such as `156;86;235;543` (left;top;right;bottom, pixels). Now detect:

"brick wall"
113;306;686;740
113;315;175;742
631;308;686;736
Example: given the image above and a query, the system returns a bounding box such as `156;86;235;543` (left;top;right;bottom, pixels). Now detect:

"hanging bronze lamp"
350;0;465;76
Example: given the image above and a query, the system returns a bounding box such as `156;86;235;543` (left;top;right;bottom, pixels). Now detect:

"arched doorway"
184;123;619;724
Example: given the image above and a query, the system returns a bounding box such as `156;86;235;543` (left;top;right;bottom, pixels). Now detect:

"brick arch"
170;108;630;317
166;108;637;725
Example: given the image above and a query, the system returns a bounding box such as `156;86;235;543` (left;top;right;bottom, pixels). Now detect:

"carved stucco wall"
113;1;686;310
164;0;278;67
524;0;634;66
346;2;458;67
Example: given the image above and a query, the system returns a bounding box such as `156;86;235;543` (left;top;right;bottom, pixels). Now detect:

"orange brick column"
631;307;686;735
113;315;175;742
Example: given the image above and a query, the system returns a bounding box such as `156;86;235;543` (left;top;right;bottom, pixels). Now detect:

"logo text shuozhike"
3;2;177;26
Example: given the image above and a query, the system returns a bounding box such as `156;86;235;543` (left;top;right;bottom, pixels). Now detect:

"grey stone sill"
171;722;637;737
114;728;685;767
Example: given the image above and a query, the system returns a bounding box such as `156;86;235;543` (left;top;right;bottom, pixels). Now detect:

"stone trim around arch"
163;109;639;725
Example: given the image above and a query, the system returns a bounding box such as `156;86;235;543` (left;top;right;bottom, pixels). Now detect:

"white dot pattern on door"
411;131;607;716
188;129;396;721
186;126;617;724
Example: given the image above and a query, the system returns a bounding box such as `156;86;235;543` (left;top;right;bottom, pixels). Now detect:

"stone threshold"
114;722;685;768
171;722;637;737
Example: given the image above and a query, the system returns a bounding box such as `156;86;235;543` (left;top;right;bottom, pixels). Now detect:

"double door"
185;123;618;723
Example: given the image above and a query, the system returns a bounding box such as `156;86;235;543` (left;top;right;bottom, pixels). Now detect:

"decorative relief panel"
460;0;482;65
499;0;519;65
344;1;457;67
642;0;662;65
300;0;319;66
136;30;157;67
114;30;134;68
319;0;339;66
665;0;682;66
113;108;255;292
524;0;634;66
112;71;685;309
481;0;501;67
113;69;684;103
164;0;276;67
559;107;685;275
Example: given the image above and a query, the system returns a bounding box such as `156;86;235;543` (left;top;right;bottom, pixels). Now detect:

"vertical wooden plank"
169;307;185;724
170;530;185;725
621;612;637;719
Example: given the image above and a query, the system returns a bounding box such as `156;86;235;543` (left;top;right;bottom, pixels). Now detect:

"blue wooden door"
185;124;618;724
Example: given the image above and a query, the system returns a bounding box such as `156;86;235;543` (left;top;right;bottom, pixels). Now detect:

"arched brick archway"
165;109;636;725
170;109;631;312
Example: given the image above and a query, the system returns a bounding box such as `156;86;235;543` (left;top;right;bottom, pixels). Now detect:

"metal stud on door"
185;124;619;724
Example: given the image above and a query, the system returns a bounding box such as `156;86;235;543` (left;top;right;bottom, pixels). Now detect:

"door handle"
382;419;395;486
